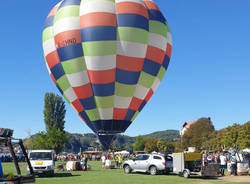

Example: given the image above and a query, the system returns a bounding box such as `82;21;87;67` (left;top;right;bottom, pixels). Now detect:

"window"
142;155;149;160
153;156;162;160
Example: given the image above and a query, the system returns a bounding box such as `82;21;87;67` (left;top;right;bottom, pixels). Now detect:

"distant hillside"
24;130;180;153
143;130;180;141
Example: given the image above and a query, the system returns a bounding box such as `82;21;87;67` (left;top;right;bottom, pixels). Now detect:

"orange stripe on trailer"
113;108;128;120
80;13;116;29
117;55;144;72
116;2;148;19
129;97;143;111
72;99;84;112
143;1;160;11
54;30;82;49
144;89;153;102
166;43;172;58
73;83;93;99
88;69;116;84
46;51;60;69
146;46;165;64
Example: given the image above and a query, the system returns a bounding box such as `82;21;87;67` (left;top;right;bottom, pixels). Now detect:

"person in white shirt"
219;152;227;176
230;153;237;176
101;154;106;168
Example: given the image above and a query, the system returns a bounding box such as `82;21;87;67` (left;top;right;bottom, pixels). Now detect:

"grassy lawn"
1;161;249;184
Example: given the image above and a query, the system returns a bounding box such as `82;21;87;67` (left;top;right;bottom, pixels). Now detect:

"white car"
123;154;167;175
27;150;55;176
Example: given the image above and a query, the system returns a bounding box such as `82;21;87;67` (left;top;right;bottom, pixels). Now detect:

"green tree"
223;124;240;148
33;93;67;154
144;138;158;152
180;118;215;151
44;93;66;131
133;136;145;151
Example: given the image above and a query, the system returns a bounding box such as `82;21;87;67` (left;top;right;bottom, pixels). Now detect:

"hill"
24;130;180;153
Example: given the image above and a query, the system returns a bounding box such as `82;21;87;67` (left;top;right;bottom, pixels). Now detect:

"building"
180;120;197;136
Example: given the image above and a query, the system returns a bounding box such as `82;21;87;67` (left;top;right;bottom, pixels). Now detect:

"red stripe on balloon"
146;46;165;64
72;99;84;112
88;69;116;84
113;108;128;120
73;83;93;99
54;30;82;49
143;1;160;11
144;89;154;102
116;2;148;19
116;55;144;72
45;51;60;69
166;43;172;58
129;97;143;111
80;12;116;29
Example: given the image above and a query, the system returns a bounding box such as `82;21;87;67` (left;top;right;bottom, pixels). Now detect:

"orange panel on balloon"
116;2;148;19
146;46;165;64
72;99;84;112
88;69;116;84
113;108;128;120
80;12;116;29
46;51;60;69
117;55;144;72
73;83;93;99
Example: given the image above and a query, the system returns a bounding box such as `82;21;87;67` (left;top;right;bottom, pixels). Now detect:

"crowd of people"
202;151;250;176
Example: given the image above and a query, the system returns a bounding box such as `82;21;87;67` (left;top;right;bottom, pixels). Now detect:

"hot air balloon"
42;0;172;149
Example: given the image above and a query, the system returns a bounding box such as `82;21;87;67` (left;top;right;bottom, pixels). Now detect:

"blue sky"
1;0;250;139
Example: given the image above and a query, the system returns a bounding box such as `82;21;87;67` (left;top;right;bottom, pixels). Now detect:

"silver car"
123;154;166;175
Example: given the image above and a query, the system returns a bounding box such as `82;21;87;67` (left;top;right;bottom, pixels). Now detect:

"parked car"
123;154;167;175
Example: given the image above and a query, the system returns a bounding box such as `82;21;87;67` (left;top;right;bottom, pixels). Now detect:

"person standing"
230;153;237;176
101;154;106;169
219;152;227;176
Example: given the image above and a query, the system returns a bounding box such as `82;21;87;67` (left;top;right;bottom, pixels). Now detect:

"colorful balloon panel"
42;0;172;138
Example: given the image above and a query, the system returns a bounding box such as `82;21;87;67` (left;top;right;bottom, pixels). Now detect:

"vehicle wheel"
124;165;131;174
149;166;157;175
183;170;189;178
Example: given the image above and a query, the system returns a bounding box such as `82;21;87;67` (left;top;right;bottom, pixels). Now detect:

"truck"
172;152;220;178
27;150;55;177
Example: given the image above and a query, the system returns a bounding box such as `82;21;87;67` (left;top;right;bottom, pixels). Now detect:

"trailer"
172;152;220;178
0;128;35;184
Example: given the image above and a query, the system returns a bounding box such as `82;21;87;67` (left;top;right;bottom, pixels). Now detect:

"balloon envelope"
42;0;172;149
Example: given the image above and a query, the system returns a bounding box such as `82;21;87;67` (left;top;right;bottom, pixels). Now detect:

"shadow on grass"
37;173;81;178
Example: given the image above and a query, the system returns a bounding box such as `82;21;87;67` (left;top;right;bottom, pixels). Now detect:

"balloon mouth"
86;120;132;135
85;120;132;150
96;134;115;150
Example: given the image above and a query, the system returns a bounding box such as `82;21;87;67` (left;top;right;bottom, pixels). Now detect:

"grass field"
1;161;249;184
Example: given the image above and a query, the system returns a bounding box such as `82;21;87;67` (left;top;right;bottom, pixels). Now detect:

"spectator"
219;152;227;176
230;153;237;176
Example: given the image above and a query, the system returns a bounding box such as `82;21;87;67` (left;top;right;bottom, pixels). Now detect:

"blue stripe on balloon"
162;55;170;70
80;26;116;42
80;96;96;110
44;16;54;29
91;83;115;97
116;69;140;85
138;100;147;112
125;109;136;121
59;0;81;9
148;10;166;24
142;59;161;76
51;63;65;80
57;43;83;62
117;14;149;31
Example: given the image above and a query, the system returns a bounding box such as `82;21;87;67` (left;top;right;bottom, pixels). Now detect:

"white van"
27;150;55;176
